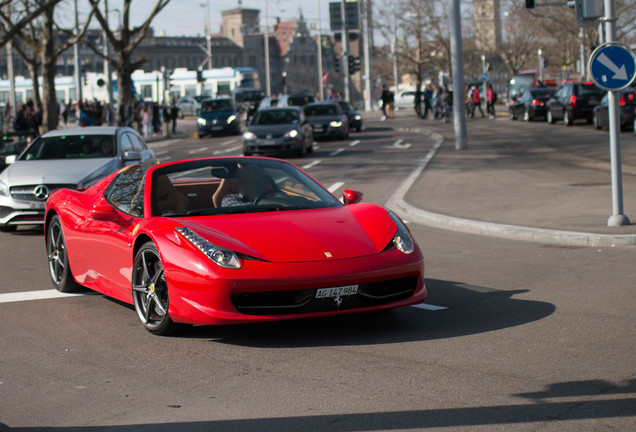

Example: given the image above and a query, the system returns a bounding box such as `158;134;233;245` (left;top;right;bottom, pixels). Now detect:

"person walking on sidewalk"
486;83;497;119
170;102;179;134
141;104;153;139
471;85;485;118
380;85;391;121
414;88;423;118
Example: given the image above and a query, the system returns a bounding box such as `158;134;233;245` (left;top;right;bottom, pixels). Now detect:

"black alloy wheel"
47;215;81;292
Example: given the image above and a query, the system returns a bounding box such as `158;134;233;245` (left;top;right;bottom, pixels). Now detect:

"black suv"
546;82;604;126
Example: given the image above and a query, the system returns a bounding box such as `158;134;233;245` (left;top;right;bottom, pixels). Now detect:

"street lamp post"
264;0;271;97
73;0;83;104
317;0;324;100
340;0;350;102
205;0;212;69
537;48;543;84
391;0;398;95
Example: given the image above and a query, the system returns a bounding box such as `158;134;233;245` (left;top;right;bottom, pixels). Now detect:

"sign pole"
603;0;629;226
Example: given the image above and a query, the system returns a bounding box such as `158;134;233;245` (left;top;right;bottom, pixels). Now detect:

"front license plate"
315;285;358;299
260;140;276;145
212;126;223;131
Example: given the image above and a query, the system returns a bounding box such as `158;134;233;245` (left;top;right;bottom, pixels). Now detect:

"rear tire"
47;215;82;293
564;110;573;126
523;109;533;122
509;109;517;120
547;110;556;124
593;113;602;130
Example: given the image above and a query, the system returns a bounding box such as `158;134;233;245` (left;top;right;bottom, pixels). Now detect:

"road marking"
0;289;92;304
147;138;182;149
410;303;448;311
156;150;170;156
188;147;209;154
349;140;360;147
329;148;345;157
220;139;237;146
213;145;242;155
327;182;345;193
302;160;321;170
383;139;412;150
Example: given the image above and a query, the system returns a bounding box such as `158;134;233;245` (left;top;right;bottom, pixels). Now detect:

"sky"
65;0;338;37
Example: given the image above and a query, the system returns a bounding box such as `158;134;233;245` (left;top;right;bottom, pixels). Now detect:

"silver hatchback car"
0;126;156;231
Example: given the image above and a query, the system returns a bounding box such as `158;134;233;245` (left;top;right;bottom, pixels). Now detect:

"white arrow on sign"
597;53;628;80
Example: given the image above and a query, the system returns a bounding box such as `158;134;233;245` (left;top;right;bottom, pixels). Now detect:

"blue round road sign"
481;73;489;82
588;42;636;91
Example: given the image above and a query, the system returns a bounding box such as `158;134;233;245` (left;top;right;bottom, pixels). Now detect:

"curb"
385;126;636;247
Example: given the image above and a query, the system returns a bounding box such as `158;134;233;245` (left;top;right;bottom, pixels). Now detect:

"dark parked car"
303;102;349;140
197;98;241;138
509;88;555;121
593;88;636;131
336;101;363;131
278;93;316;108
242;107;313;157
546;82;604;126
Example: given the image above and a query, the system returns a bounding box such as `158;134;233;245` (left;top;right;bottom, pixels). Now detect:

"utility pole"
537;48;544;84
391;0;398;95
73;0;83;104
340;0;350;102
264;0;271;96
317;0;324;100
103;0;113;123
5;3;16;122
362;0;372;111
205;0;212;69
449;0;467;150
481;54;487;111
579;28;586;79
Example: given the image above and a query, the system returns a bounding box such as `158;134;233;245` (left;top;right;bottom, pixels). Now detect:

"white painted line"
329;148;345;157
147;138;182;149
156;150;170;156
349;140;361;147
213;145;242;155
411;303;448;311
0;289;91;304
302;160;322;170
327;182;345;193
188;147;209;154
220;139;237;146
393;139;404;147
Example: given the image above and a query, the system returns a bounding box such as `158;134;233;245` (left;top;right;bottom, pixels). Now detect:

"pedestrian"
170;102;179;134
486;83;497;119
432;85;441;119
162;103;171;137
380;85;391;121
13;104;29;131
422;85;433;119
414;88;422;118
141;104;153;139
471;85;485;118
152;103;161;134
387;89;395;119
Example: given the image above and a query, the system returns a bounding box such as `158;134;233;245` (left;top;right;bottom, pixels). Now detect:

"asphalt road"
1;118;634;431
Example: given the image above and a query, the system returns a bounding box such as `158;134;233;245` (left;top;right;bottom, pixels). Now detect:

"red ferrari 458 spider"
45;157;426;335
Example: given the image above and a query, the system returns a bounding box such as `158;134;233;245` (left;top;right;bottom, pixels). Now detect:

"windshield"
235;90;264;103
201;99;233;113
530;90;554;98
150;158;341;217
576;84;604;96
287;95;315;106
251;109;299;125
305;104;339;116
20;134;117;160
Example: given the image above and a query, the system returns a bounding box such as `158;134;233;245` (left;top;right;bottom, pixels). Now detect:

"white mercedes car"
0;126;156;231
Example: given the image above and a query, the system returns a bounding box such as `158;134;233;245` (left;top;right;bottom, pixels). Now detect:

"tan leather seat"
155;175;189;214
212;178;238;207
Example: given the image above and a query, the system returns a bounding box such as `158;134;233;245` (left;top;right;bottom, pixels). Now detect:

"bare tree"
84;0;171;123
499;1;544;76
0;0;64;48
0;0;96;132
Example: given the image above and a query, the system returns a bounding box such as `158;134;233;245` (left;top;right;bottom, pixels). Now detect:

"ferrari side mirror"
342;189;363;205
91;203;121;222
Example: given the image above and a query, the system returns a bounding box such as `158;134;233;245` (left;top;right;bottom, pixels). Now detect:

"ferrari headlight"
387;212;415;254
176;227;242;269
284;129;298;138
329;121;343;127
197;118;207;126
227;114;237;124
243;131;256;140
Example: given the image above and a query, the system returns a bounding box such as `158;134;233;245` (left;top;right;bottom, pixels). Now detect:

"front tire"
564;110;573;126
132;242;180;335
47;215;81;293
509;109;517;120
523;109;533;122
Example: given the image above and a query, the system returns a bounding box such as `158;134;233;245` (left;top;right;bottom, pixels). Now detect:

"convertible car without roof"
45;157;426;335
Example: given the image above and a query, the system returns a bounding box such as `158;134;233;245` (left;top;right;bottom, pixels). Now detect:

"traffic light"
196;69;203;83
353;56;361;73
525;0;535;8
348;55;355;75
334;56;341;73
543;58;549;68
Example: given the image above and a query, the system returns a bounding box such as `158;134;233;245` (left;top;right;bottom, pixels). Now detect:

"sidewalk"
376;108;636;246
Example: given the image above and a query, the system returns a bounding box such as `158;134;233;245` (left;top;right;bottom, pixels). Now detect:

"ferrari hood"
178;205;397;263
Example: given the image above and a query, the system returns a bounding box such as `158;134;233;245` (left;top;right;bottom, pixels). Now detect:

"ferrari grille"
231;277;418;315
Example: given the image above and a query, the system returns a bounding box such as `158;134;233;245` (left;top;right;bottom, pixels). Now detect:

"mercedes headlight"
243;131;256;140
387;212;415;254
0;179;8;197
197;118;207;126
354;115;362;120
284;129;298;138
329;121;343;128
176;227;242;269
227;114;237;124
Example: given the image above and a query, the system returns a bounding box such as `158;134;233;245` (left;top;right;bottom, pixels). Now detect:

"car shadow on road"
2;379;633;431
184;278;556;348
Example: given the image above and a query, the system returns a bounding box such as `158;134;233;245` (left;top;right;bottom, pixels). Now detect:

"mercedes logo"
33;185;50;201
267;134;273;139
